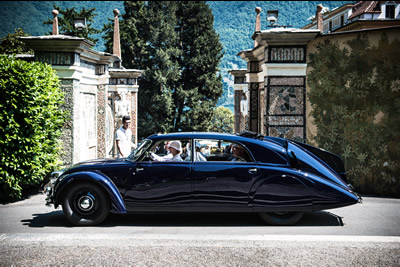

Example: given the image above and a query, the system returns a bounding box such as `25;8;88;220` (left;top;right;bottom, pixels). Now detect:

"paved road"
1;194;399;266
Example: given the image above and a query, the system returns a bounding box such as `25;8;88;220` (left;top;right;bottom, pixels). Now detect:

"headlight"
50;170;65;184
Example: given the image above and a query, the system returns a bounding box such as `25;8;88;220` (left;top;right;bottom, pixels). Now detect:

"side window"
194;139;253;163
386;5;395;19
146;139;190;162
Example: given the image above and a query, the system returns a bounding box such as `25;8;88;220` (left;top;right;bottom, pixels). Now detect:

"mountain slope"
0;1;349;108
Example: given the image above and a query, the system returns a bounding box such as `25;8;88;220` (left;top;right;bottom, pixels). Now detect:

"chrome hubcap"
78;193;95;211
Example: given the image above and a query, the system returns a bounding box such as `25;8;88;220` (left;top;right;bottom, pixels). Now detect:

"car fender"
250;169;313;212
54;171;127;214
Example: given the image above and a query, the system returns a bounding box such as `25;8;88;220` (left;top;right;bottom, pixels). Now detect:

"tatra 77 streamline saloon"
45;132;362;226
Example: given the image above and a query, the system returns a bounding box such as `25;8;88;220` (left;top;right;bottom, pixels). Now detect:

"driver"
151;141;183;162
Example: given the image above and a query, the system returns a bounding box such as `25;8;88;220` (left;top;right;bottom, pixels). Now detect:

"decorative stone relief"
35;52;74;65
115;91;131;118
97;85;106;159
268;86;303;115
269;127;304;142
249;82;259;132
268;46;306;63
109;78;138;85
266;76;306;142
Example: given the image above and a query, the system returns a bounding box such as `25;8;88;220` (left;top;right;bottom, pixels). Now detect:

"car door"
123;139;193;211
192;139;260;211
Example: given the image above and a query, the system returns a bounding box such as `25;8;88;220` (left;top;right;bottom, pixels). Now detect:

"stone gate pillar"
237;46;265;134
108;69;141;157
228;70;247;133
233;8;320;141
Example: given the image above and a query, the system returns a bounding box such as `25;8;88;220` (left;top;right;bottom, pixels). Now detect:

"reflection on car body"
45;131;362;226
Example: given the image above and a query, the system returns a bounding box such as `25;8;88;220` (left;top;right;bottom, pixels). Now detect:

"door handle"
136;167;144;172
248;168;258;174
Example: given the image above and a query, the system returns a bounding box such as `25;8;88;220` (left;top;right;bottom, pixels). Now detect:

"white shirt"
151;153;182;162
115;126;132;158
151;152;173;162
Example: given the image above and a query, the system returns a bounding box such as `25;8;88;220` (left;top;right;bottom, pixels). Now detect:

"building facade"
302;1;400;33
20;9;141;166
230;1;400;144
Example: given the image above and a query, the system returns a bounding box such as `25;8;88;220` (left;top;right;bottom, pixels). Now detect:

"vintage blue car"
45;131;361;226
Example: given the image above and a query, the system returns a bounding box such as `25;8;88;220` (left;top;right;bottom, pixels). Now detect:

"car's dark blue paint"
46;132;361;225
124;161;192;208
54;171;127;213
193;161;260;209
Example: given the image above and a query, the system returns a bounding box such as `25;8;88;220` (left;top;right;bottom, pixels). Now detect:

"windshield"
127;139;152;161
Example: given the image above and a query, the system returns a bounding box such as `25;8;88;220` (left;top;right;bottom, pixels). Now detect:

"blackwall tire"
259;212;304;226
62;182;110;226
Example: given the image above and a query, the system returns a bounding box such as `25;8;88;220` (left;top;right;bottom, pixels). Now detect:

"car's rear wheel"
62;182;110;226
259;212;303;226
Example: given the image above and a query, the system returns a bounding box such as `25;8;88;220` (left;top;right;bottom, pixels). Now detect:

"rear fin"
291;140;347;183
237;130;264;140
264;136;288;149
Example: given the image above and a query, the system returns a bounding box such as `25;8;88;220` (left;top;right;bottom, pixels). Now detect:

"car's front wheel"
62;182;110;226
259;212;303;226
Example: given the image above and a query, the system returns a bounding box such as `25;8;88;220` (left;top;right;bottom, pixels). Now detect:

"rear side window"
244;141;288;165
193;139;254;163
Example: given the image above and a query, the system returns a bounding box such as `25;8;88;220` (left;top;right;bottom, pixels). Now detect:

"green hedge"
308;34;400;197
0;55;66;200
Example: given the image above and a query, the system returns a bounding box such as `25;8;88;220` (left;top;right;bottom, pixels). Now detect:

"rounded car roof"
146;132;286;151
148;132;247;141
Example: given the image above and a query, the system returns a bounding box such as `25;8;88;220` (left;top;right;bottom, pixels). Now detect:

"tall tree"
43;5;101;44
173;1;224;132
137;1;181;137
120;1;148;69
107;1;224;138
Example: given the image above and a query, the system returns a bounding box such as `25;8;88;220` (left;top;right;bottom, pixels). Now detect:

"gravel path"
1;234;399;266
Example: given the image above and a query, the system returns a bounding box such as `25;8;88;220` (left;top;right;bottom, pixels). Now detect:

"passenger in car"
185;142;207;162
230;144;250;162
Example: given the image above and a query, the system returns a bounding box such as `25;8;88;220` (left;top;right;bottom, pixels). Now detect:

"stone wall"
59;79;75;167
97;85;106;159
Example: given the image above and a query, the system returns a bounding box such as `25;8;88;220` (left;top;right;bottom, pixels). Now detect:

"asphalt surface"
1;193;399;266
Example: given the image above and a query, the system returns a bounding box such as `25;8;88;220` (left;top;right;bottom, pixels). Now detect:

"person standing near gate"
116;115;136;158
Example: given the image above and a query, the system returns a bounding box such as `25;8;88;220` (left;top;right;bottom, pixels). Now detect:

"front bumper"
44;170;65;206
44;183;54;206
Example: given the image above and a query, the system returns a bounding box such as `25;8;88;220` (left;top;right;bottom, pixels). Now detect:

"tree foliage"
174;1;224;132
0;28;33;55
43;4;101;44
308;34;400;197
109;1;224;138
0;55;66;200
209;106;234;133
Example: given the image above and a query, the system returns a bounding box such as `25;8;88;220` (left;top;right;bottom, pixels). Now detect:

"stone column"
316;4;324;33
229;70;248;133
248;61;263;133
113;9;121;59
52;10;59;35
254;7;261;47
97;84;107;159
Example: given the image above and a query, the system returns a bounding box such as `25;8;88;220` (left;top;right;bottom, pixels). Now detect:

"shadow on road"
21;210;71;228
22;210;344;228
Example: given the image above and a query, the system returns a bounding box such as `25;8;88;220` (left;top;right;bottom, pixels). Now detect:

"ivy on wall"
308;34;400;197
